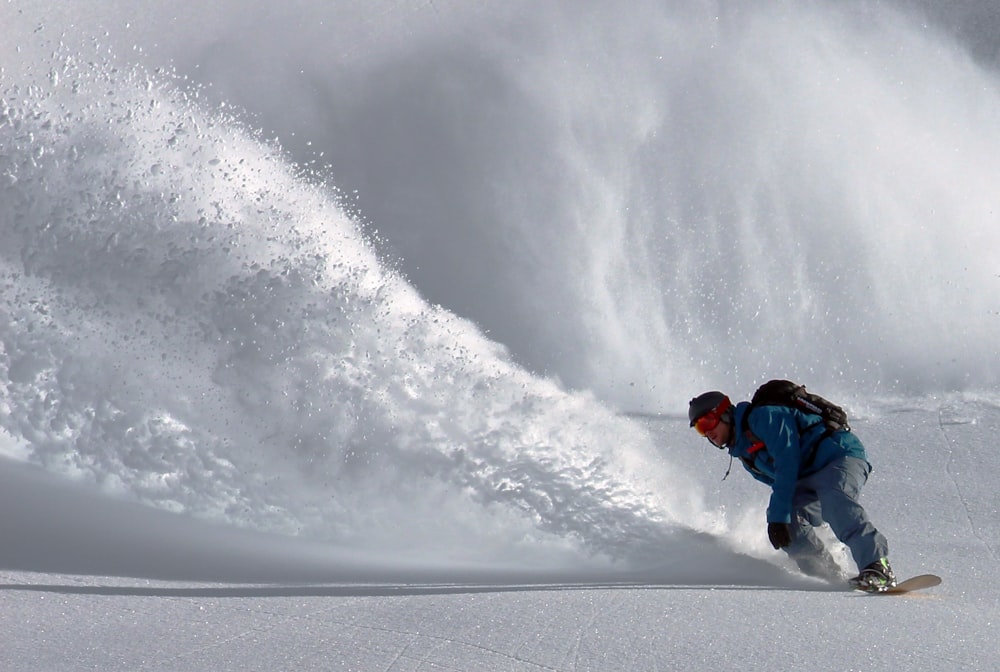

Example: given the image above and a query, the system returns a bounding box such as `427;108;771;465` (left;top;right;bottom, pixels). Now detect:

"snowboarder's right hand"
767;522;792;549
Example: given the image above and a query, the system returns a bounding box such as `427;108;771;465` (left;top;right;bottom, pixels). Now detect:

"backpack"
740;379;851;438
725;379;850;481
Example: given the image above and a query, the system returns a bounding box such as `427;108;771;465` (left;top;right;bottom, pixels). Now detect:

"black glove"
767;522;792;550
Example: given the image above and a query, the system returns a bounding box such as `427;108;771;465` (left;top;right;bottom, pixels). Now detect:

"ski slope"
3;0;1000;669
2;401;999;670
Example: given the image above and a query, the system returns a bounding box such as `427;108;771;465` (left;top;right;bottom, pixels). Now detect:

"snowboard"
853;573;941;595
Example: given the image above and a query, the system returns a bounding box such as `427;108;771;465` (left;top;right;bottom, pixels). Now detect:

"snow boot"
850;558;896;592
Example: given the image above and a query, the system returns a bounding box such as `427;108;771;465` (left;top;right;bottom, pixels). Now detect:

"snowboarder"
688;390;895;590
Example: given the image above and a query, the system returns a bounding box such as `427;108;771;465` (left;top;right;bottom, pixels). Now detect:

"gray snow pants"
784;455;890;574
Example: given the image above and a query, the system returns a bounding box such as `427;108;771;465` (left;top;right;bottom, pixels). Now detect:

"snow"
3;403;998;671
3;0;1000;670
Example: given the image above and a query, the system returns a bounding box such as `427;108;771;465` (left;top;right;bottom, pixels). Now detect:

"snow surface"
2;0;1000;670
3;405;999;671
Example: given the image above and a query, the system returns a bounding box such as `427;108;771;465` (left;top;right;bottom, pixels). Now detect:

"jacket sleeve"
749;407;803;524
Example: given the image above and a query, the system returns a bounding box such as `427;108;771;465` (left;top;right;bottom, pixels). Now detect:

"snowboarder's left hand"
767;522;792;549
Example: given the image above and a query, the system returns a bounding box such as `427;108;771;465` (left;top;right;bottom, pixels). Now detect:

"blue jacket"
729;401;868;524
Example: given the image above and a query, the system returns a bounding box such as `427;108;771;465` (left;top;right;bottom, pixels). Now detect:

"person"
688;389;895;591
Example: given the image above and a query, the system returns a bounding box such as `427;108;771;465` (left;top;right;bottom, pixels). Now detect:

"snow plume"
0;45;712;571
181;0;1000;408
7;0;1000;583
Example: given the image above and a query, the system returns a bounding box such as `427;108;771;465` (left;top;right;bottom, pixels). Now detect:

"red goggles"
693;410;723;436
693;398;731;436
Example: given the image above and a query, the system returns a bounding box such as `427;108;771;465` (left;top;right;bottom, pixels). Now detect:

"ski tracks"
937;403;999;563
561;590;609;672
